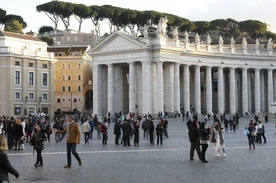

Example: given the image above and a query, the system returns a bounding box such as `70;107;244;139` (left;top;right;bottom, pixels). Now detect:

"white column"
107;64;114;114
260;71;265;112
205;66;213;114
229;68;236;114
93;64;100;115
183;65;190;113
194;66;201;114
242;68;248;114
142;62;152;114
255;69;261;113
157;62;164;113
217;67;224;114
129;62;136;113
267;69;273;113
274;71;276;102
174;63;180;112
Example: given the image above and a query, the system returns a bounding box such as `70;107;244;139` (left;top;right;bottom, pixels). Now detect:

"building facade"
89;29;276;117
0;31;56;117
48;46;93;114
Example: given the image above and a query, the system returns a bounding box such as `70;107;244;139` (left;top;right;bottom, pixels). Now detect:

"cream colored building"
0;31;56;117
48;46;93;114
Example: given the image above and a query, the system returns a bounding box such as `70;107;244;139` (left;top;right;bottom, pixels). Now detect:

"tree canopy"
4;19;24;34
38;25;54;33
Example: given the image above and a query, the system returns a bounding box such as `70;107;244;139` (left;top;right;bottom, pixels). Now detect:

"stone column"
107;64;114;114
142;62;152;114
183;65;190;113
217;67;224;114
174;63;180;112
129;62;136;114
267;69;273;113
242;68;248;114
229;68;236;114
194;66;201;114
247;72;252;113
157;62;164;113
93;64;101;115
205;66;213;114
254;69;261;113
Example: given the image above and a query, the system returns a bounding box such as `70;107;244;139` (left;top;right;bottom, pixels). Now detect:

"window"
15;61;20;65
68;86;71;92
42;73;48;86
42;93;48;100
62;86;66;92
83;36;87;41
42;107;48;114
78;63;81;69
62;75;65;81
68;64;71;69
42;64;47;68
74;99;77;103
29;72;34;85
62;64;65;69
15;92;20;99
68;75;71;81
37;48;41;51
29;93;34;100
29;63;34;67
15;71;20;85
57;99;61;103
89;36;92;41
78;86;81;91
14;107;21;114
78;75;81;80
74;36;78;41
66;36;70;41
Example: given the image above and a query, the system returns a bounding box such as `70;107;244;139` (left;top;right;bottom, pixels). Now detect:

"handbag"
210;138;216;143
244;129;250;135
251;131;257;136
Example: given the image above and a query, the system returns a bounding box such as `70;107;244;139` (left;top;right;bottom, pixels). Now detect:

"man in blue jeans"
53;115;82;168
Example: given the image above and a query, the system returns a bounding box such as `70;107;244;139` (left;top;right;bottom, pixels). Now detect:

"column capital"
128;62;136;66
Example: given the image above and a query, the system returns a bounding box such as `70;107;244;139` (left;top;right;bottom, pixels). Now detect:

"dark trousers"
7;133;14;149
156;134;162;145
190;142;201;159
149;132;154;144
200;144;208;161
66;143;81;166
134;133;139;145
89;129;94;138
115;134;120;145
248;135;255;147
123;136;130;146
14;137;21;150
46;134;50;142
102;134;108;145
35;149;43;165
84;132;89;143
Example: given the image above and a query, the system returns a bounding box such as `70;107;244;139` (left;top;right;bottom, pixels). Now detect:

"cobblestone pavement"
6;116;276;183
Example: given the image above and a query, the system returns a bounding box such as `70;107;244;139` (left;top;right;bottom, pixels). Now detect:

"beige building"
47;45;93;114
0;31;56;117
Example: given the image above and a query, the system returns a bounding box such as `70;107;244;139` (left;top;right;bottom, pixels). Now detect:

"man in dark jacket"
121;119;131;146
114;119;121;145
188;120;201;161
148;119;155;145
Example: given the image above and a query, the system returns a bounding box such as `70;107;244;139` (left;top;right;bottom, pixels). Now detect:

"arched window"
57;99;61;103
78;86;81;91
78;63;81;69
68;86;71;91
62;75;65;81
62;64;65;69
74;99;77;103
78;74;81;80
68;75;71;81
68;64;71;69
62;86;66;92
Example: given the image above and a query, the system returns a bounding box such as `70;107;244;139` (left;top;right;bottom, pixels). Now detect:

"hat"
213;122;219;127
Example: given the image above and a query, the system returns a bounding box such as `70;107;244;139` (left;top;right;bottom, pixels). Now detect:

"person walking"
155;120;163;146
88;117;95;139
114;119;121;145
45;122;52;142
199;122;210;163
100;121;108;145
245;122;256;149
32;125;47;168
53;115;82;169
82;119;91;144
133;121;140;146
148;119;155;145
188;120;201;161
121;119;131;146
13;119;23;151
0;136;20;182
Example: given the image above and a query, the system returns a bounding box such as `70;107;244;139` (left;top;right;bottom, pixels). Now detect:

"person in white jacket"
82;119;91;144
20;118;26;150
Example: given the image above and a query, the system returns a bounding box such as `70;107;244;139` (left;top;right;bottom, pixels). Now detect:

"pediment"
89;31;148;53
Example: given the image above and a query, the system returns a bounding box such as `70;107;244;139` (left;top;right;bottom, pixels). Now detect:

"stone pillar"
142;62;152;114
247;72;252;113
254;69;261;113
157;62;164;113
183;65;190;113
217;67;224;114
229;68;236;114
205;66;213;114
242;68;248;114
260;71;265;112
93;64;101;115
129;62;136;114
174;63;180;112
268;69;273;113
107;64;114;114
194;66;201;114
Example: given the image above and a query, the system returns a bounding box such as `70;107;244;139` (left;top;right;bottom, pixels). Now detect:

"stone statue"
142;24;149;38
206;34;212;46
255;38;260;50
184;31;189;44
242;37;247;50
157;17;169;38
219;36;223;46
172;26;179;40
267;38;273;51
195;33;200;45
230;37;235;48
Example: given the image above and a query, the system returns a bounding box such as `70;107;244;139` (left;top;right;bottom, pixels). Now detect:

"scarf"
66;122;74;140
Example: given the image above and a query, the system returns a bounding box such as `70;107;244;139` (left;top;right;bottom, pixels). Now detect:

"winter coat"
57;122;81;144
148;121;155;133
82;121;91;133
188;125;200;142
33;130;47;150
121;122;131;137
156;123;163;135
114;122;121;135
0;150;19;182
13;124;23;138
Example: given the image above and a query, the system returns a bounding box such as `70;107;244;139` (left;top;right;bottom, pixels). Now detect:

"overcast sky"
1;0;275;34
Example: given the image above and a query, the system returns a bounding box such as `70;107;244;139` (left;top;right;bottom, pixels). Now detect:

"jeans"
156;134;162;145
55;134;60;143
66;143;81;166
190;142;201;159
149;132;154;145
123;136;130;146
89;129;94;138
97;130;101;139
248;135;255;147
115;134;120;145
84;132;89;143
102;134;108;145
35;149;43;165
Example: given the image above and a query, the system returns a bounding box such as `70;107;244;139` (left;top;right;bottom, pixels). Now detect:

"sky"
1;0;276;35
